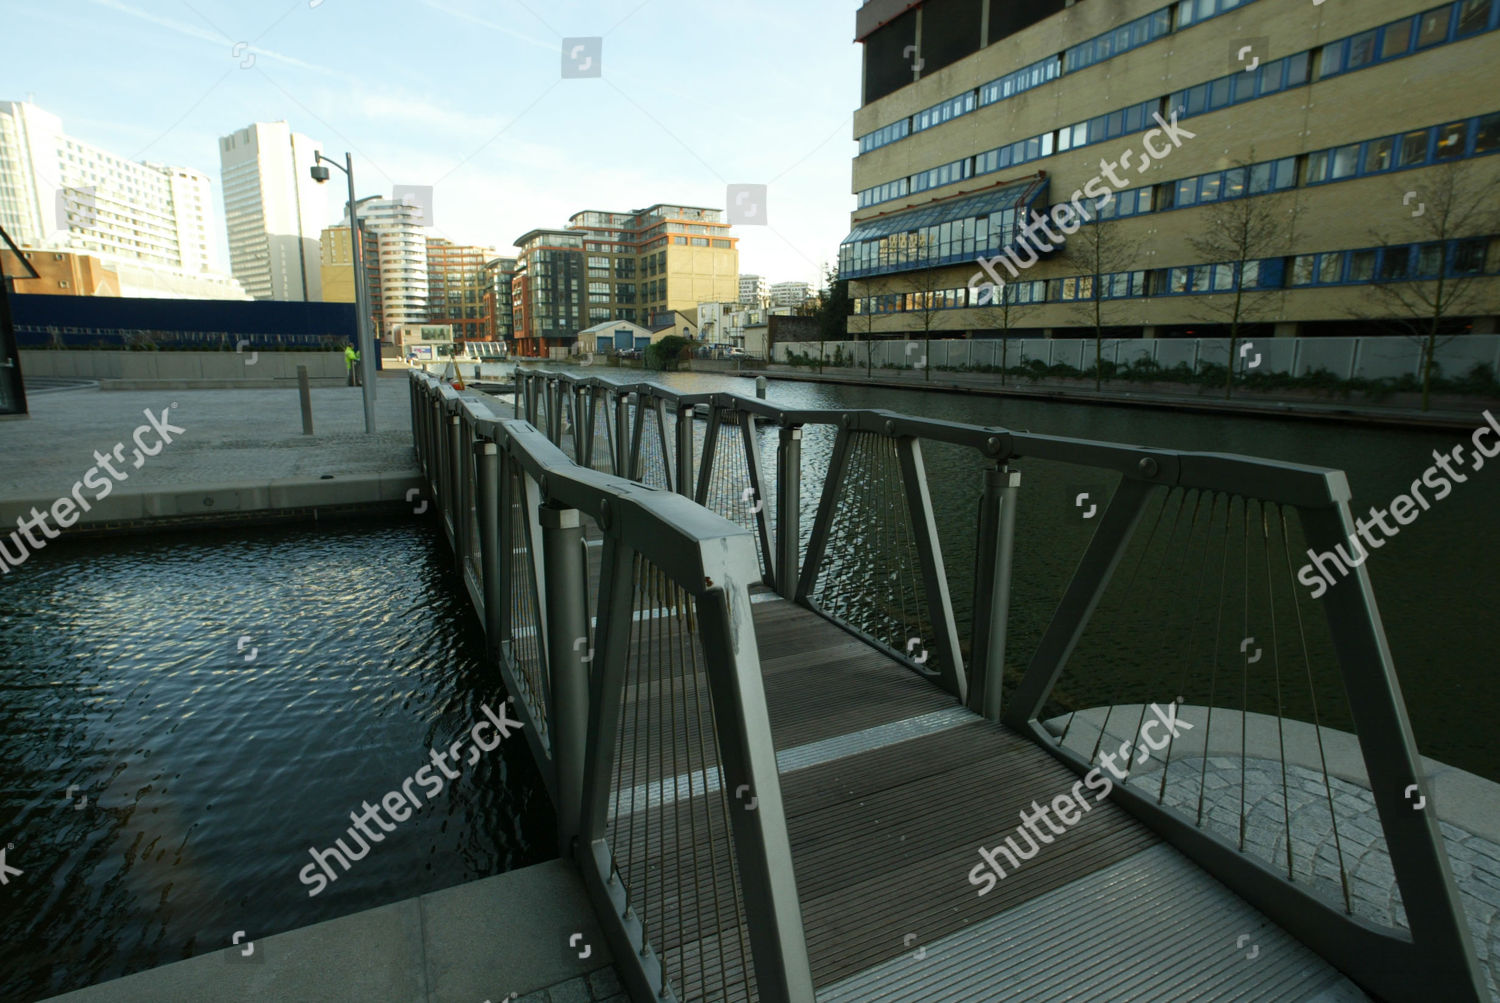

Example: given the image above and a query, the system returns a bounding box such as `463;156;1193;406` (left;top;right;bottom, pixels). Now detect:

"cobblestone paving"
1138;755;1498;998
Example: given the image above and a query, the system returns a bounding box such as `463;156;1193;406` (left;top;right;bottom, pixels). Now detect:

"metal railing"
511;367;1490;1003
411;372;813;1002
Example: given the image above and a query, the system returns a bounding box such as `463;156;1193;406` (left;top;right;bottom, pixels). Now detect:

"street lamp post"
311;151;376;433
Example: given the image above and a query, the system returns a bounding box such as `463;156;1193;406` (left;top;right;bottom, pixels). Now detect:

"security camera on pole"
310;151;376;433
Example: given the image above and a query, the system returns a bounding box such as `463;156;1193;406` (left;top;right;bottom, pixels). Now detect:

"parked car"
728;348;747;358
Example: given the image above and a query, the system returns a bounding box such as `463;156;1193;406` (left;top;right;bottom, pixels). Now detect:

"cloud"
416;0;556;53
86;0;349;80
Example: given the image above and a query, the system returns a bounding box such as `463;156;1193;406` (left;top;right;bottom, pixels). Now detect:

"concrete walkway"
46;860;623;1003
0;382;420;536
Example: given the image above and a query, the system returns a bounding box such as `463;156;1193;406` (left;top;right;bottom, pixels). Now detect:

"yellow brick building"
843;0;1500;340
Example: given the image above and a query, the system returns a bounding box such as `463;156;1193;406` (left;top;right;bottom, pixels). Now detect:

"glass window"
1331;144;1360;179
1417;243;1444;276
1318;252;1343;282
1458;0;1493;36
1209;77;1232;109
1126;103;1148;132
1191;267;1211;293
1285;51;1310;86
1213;263;1235;290
1365;136;1395;172
1305;151;1330;184
1223;168;1247;199
1199;173;1223;202
1454;238;1489;274
1397;130;1429;166
1176;178;1198;206
1348;250;1376;281
1318;43;1344;79
1383;19;1414;56
1435;121;1468;159
1231;69;1257;102
1417;7;1451;46
1185;84;1208;116
1475;112;1500;153
1380;248;1410;280
1347;30;1378;69
1291;254;1317;285
1169;267;1190;293
1249;162;1275;194
1260;59;1286;95
1242;260;1261;287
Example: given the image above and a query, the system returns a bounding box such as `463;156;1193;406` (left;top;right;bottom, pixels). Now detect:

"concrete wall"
19;350;347;387
775;334;1500;381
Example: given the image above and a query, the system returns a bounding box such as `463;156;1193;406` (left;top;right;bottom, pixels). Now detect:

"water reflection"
0;521;552;1002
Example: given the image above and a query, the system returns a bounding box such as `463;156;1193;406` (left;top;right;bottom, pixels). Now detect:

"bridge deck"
602;574;1370;1000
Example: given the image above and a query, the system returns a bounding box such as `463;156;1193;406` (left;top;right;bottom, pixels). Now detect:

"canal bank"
749;363;1495;431
0;383;421;545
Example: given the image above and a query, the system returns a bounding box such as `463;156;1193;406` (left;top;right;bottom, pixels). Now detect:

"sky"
2;0;865;288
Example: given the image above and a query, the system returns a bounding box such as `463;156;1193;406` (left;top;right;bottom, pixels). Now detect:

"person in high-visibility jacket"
345;344;361;386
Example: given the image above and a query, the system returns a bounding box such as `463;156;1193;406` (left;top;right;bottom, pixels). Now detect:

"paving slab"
0;382;420;538
45;859;616;1003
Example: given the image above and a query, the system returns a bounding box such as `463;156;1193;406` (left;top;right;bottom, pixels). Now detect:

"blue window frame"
855;8;1499;211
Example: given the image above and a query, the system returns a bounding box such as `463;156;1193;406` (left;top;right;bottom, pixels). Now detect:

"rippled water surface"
0;521;552;1002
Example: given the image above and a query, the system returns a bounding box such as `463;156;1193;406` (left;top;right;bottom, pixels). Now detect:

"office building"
509;204;739;357
770;280;813;307
426;238;495;343
218;121;325;301
569;204;739;324
482;256;518;344
842;0;1500;341
511;228;584;358
334;196;428;343
0;100;244;299
739;273;769;305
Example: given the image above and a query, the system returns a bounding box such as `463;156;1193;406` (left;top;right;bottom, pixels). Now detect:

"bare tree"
973;275;1024;385
852;275;886;377
1362;159;1500;410
1065;212;1142;391
1188;154;1298;399
905;265;947;381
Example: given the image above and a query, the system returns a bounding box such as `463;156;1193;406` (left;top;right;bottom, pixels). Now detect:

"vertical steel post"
447;410;465;563
541;504;590;856
676;403;695;498
776;427;802;600
968;465;1020;721
614;393;630;477
475;439;502;658
298;365;314;435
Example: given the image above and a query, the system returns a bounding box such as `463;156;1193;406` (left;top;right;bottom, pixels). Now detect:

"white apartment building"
738;273;768;305
343;196;428;340
770;280;812;307
218;122;325;302
0;100;245;298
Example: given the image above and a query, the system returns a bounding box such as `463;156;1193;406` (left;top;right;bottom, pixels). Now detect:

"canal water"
0;521;553;1002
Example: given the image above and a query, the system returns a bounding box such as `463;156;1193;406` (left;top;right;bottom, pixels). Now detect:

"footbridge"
409;368;1492;1002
